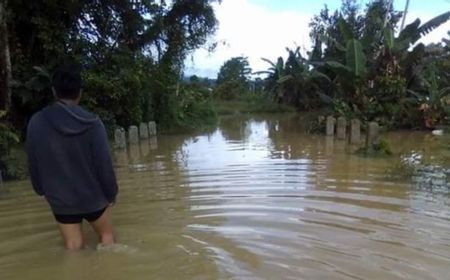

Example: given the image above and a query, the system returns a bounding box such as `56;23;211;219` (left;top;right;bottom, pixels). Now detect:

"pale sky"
184;0;450;78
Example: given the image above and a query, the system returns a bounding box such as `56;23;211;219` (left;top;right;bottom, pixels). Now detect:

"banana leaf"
346;39;367;77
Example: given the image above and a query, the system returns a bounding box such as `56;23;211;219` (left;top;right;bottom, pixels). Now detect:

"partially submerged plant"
356;138;393;157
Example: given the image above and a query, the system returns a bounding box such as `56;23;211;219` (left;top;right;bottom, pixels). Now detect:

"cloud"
185;0;311;77
184;0;450;78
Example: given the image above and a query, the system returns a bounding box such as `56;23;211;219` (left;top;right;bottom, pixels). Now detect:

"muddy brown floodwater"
0;114;449;280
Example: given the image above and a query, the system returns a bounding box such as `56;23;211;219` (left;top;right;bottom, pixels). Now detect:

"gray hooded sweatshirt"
26;101;118;215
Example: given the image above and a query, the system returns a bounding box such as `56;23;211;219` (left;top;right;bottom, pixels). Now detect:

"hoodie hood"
42;101;99;136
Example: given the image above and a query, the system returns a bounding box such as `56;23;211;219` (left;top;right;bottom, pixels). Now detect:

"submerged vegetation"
356;139;393;157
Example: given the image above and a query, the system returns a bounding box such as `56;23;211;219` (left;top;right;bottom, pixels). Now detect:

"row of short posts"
114;121;157;149
326;116;379;145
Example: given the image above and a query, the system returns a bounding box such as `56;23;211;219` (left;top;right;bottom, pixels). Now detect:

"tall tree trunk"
400;0;410;31
0;0;12;111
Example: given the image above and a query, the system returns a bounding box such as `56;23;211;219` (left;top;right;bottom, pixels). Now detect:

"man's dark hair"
52;63;82;100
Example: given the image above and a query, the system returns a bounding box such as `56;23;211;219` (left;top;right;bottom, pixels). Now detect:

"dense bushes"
259;0;450;130
0;110;22;179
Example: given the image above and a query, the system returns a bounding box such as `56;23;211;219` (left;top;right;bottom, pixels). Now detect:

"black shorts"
53;207;107;224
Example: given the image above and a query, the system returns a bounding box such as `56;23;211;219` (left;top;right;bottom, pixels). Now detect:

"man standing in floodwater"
26;63;118;250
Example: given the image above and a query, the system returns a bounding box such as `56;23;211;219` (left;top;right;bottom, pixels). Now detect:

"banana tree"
374;10;450;111
281;47;328;108
408;66;450;128
257;47;330;108
254;56;286;103
381;11;450;82
319;37;368;112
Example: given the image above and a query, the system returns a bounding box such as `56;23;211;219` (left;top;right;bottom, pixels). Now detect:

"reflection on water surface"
0;114;449;280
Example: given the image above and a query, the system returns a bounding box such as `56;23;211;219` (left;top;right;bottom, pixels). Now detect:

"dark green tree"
5;0;219;130
217;56;252;85
215;56;252;100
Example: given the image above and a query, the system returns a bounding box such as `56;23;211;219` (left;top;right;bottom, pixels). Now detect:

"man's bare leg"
89;207;115;245
57;223;84;250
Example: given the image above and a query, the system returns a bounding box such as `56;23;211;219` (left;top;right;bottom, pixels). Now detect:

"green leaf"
33;66;51;78
346;39;367;77
383;27;394;50
277;75;293;84
338;17;354;43
275;57;285;73
326;61;351;73
260;57;276;68
418;11;450;42
310;71;332;82
396;19;421;49
395;12;450;49
319;34;346;52
315;91;334;104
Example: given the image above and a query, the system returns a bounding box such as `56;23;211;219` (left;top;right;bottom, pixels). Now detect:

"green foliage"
306;0;450;129
332;99;358;120
409;66;450;128
213;97;295;116
0;110;21;180
356;139;393;157
81;53;151;130
6;0;219;131
259;47;329;109
0;111;19;151
1;0;220;180
1;148;28;180
217;56;252;83
176;81;217;130
255;57;287;103
214;80;247;101
215;57;252;100
346;39;367;77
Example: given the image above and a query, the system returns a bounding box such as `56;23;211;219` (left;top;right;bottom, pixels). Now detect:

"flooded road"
0;114;449;280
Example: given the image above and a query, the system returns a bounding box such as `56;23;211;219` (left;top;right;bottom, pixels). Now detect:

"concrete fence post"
128;125;139;145
367;122;380;146
336;117;347;140
114;127;126;149
148;121;157;136
350;119;361;144
326;116;336;136
139;123;149;139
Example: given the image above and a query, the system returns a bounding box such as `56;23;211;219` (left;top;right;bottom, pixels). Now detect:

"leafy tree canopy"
216;56;252;86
